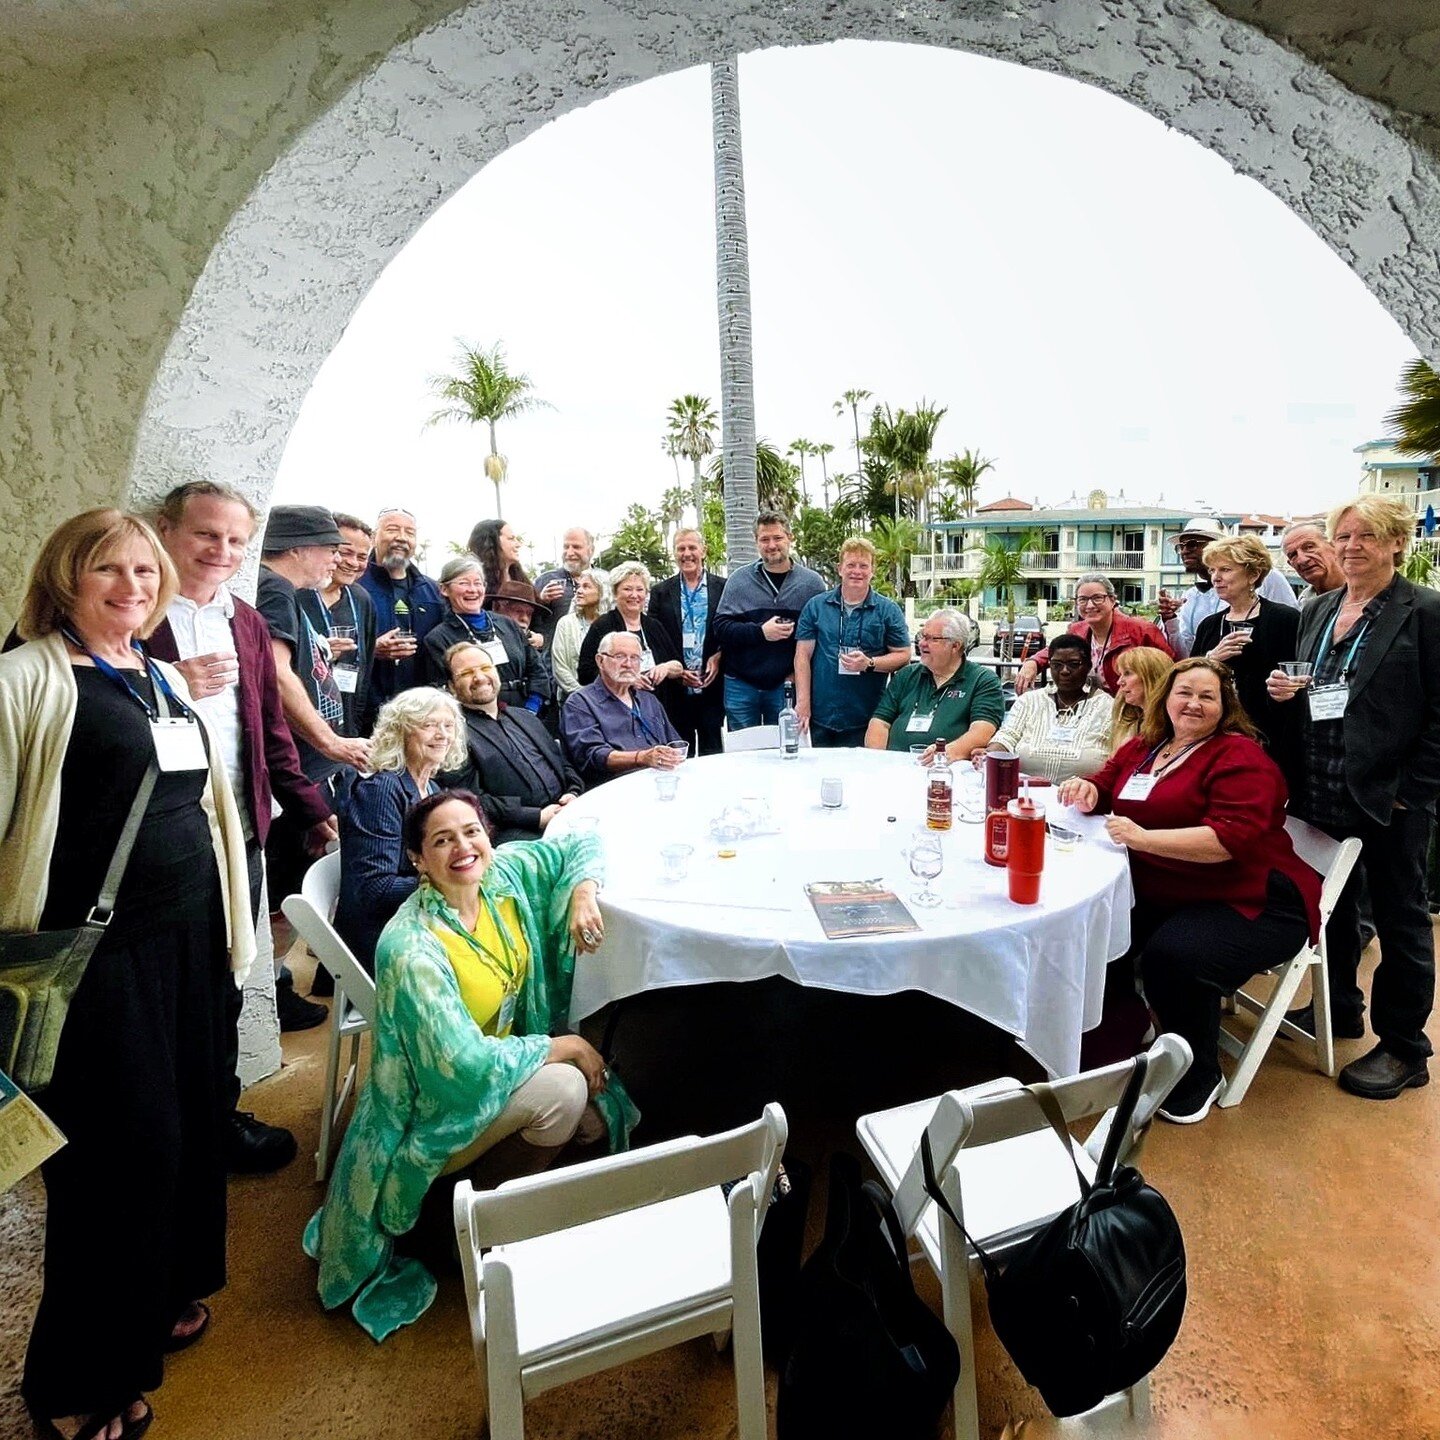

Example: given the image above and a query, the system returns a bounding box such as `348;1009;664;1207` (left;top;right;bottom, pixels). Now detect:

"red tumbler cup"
1005;796;1046;905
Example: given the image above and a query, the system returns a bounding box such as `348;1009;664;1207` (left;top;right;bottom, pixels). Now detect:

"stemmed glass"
908;829;944;909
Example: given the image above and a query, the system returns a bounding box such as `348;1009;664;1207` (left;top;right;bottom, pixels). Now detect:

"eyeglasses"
1076;595;1113;607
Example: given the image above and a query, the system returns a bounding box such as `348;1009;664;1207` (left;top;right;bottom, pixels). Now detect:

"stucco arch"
129;0;1440;519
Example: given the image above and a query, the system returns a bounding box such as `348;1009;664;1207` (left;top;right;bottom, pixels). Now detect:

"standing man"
1157;516;1298;656
712;510;826;730
306;511;377;740
793;537;911;747
532;526;595;648
151;482;338;1172
1281;520;1346;604
649;528;727;756
357;505;444;725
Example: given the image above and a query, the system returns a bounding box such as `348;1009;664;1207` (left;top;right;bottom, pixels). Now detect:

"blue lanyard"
1314;611;1368;678
839;596;867;652
681;580;705;634
61;624;192;722
318;587;360;636
632;704;666;744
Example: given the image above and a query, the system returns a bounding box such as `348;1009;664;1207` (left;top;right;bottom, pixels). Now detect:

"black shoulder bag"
0;764;158;1093
921;1053;1187;1418
778;1150;960;1440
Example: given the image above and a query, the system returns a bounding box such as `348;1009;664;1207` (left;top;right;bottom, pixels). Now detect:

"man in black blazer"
648;528;727;756
445;642;584;844
1267;498;1440;1100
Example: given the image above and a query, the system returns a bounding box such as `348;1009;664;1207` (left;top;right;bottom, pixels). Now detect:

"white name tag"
151;716;208;772
1118;772;1157;802
495;989;517;1036
839;652;862;675
481;638;510;669
1308;683;1348;721
1048;725;1078;743
334;665;359;694
905;711;936;733
682;630;699;651
639;648;655;674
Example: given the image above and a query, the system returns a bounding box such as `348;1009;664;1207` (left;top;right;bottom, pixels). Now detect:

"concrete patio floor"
2;928;1437;1439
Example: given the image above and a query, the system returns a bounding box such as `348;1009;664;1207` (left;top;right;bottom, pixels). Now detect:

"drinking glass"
1048;823;1080;852
820;776;844;809
1280;660;1313;689
908;829;944;908
909;744;930;765
668;740;690;763
659;843;693;881
654;770;679;801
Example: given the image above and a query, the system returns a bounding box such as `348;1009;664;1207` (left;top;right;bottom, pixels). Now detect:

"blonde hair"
608;560;653;596
1327;494;1413;557
1200;533;1272;584
1109;646;1173;752
18;508;178;642
368;688;468;774
840;536;877;563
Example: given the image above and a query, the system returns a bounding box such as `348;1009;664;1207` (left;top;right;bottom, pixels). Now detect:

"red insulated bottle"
983;753;1020;867
1005;795;1046;905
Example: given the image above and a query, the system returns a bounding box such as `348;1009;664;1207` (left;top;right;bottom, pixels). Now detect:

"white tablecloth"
551;749;1133;1077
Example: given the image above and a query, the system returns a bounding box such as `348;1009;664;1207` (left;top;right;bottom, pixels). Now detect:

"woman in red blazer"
1059;657;1321;1123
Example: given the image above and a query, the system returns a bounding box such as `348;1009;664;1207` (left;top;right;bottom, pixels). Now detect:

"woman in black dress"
574;560;685;715
0;509;254;1440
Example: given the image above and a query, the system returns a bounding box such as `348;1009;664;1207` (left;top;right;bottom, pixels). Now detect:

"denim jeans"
724;676;787;730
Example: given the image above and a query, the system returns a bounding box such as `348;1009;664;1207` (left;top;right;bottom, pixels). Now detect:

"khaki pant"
441;1062;589;1176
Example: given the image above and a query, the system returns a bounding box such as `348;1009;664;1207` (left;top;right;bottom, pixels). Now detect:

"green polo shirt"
872;660;1005;750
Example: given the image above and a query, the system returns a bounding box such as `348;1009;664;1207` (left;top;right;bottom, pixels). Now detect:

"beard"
562;557;586;575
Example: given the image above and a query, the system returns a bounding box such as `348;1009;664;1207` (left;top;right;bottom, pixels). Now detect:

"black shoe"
1282;1003;1365;1042
1338;1043;1430;1100
226;1111;298;1173
308;966;335;998
1157;1068;1223;1125
276;983;328;1032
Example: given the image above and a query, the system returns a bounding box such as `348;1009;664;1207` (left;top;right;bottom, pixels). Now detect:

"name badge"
1118;772;1157;802
334;665;359;695
639;648;655;674
1048;725;1078;743
905;711;935;733
495;989;517;1036
1308;683;1348;721
682;630;699;650
151;716;208;772
481;637;510;669
839;652;863;675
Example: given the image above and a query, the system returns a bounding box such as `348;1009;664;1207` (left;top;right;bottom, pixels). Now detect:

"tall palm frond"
1386;357;1440;458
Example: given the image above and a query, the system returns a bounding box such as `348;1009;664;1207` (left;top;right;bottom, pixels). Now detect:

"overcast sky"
273;40;1419;569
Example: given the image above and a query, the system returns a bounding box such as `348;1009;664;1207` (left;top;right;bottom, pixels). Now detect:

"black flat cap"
263;505;342;552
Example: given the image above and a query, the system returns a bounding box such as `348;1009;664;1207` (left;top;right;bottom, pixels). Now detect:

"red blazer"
150;598;332;847
1088;732;1321;939
1033;612;1174;694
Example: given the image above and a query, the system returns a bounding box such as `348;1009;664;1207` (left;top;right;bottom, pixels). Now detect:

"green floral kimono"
304;829;638;1340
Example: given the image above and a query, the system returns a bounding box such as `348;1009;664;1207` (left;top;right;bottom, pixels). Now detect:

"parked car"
992;615;1045;658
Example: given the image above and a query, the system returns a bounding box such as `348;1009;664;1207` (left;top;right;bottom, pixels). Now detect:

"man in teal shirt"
866;608;1005;759
794;537;913;747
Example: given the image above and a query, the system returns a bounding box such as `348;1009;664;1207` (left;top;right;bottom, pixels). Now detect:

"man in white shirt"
1157;516;1299;657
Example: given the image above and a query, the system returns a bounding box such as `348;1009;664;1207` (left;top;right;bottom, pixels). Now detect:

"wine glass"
908;830;944;909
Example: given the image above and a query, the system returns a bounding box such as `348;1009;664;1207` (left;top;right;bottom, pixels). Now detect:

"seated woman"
333;687;467;973
865;608;1004;761
420;556;550;714
306;789;635;1340
1058;658;1321;1124
976;632;1111;781
1109;645;1173;753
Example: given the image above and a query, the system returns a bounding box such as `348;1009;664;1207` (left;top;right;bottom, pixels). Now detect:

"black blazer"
421;608;551;711
1293;575;1440;824
449;703;585;843
648;570;727;671
1194;595;1299;776
576;611;682;697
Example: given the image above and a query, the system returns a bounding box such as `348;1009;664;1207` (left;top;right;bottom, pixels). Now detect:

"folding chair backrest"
891;1034;1192;1239
1284;816;1362;922
723;725;781;753
459;1104;787;1254
281;852;377;1027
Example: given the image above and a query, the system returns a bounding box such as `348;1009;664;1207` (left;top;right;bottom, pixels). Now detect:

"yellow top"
424;895;530;1036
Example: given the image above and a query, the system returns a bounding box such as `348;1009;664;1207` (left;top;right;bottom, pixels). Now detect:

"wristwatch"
866;655;876;671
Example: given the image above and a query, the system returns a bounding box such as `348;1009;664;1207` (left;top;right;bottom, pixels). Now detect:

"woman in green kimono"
305;788;637;1340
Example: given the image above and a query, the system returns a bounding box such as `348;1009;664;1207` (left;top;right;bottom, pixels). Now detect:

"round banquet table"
549;748;1134;1077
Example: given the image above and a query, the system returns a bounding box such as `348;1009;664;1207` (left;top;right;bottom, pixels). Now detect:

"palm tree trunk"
690;454;705;527
850;401;864;480
819;452;830;509
488;420;502;519
712;58;758;570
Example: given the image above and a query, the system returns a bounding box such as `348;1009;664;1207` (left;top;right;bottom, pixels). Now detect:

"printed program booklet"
806;880;920;939
0;1067;66;1194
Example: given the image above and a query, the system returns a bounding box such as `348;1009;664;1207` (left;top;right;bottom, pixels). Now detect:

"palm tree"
788;439;815;506
814;442;835;508
662;434;684;488
1386;358;1440;457
974;527;1047;641
1402;545;1436;587
868;517;924;598
834;389;872;483
707;439;801;516
658;484;690;549
938;449;996;517
865;401;948;530
666;394;718;522
712;59;758;568
426;341;549;519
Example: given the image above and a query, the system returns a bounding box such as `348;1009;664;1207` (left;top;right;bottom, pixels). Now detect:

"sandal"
163;1299;210;1354
31;1398;152;1440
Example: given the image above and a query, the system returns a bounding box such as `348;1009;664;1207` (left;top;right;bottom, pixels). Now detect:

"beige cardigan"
0;632;257;981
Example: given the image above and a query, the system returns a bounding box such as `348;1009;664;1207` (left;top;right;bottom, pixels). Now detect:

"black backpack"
778;1151;960;1440
922;1052;1187;1418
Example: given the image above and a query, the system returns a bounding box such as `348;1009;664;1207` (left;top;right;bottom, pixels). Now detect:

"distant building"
1355;439;1440;526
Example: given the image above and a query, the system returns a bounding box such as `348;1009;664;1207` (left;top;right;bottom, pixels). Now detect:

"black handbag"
922;1053;1187;1418
778;1151;960;1440
0;764;158;1093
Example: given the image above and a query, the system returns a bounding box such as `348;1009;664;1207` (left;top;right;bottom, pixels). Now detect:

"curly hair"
1140;656;1256;746
467;519;527;594
367;687;469;775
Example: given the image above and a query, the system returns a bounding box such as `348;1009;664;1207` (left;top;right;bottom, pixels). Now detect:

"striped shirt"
989;686;1113;782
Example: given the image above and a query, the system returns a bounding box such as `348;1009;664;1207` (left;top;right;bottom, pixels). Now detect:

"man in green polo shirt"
865;608;1005;759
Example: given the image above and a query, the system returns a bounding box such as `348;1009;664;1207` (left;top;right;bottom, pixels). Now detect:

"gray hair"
1074;572;1117;599
368;687;468;775
1280;519;1328;547
926;608;971;646
438;555;483;586
607;560;653;594
597;630;644;659
571;566;612;618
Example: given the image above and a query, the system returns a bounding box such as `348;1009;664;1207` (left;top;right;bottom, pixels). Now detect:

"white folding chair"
856;1035;1192;1440
721;723;811;753
1216;816;1363;1107
453;1103;787;1440
280;851;377;1182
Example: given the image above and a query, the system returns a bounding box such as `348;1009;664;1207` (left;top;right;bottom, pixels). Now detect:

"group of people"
2;486;1436;1430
